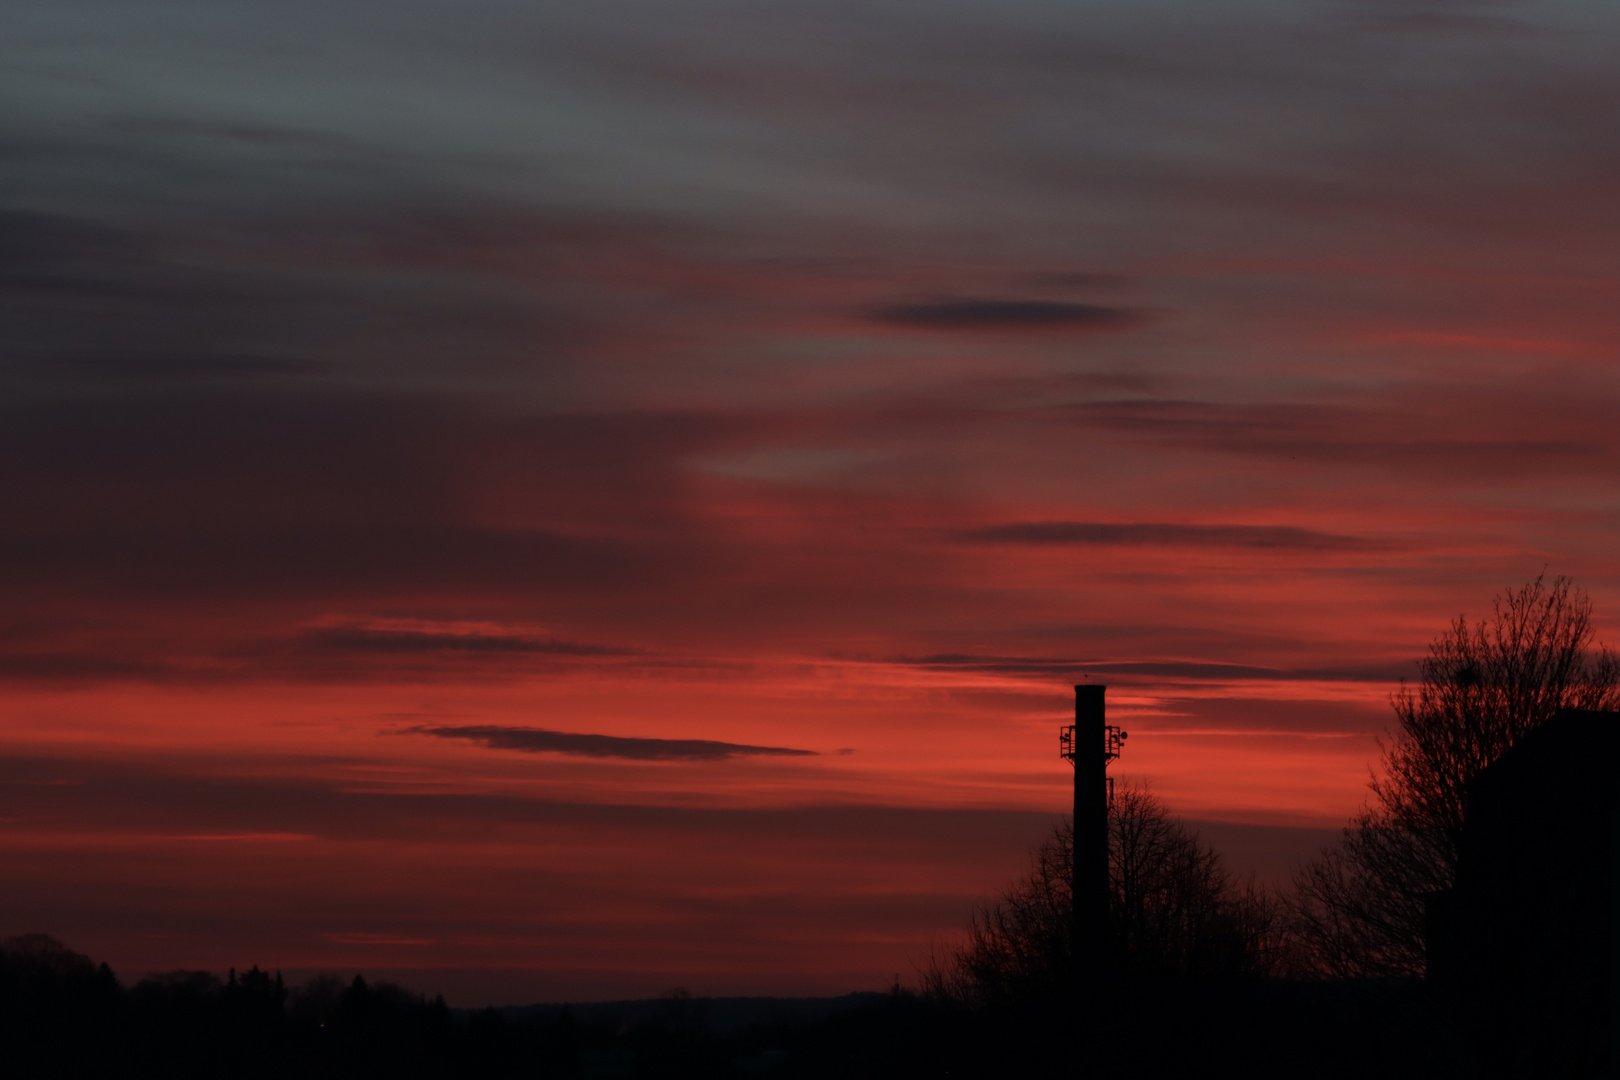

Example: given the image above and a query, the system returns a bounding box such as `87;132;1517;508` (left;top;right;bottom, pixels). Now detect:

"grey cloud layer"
0;0;1611;687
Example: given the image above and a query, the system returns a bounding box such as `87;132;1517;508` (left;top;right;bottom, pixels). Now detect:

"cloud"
0;617;689;688
1014;271;1133;291
301;627;635;658
885;653;1406;683
0;388;761;607
1329;1;1534;38
1066;398;1607;476
0;754;1047;846
869;298;1142;331
954;521;1389;552
408;725;819;761
0;525;651;601
0;209;146;270
103;116;370;155
0;651;177;682
0;0;1612;1005
31;351;324;382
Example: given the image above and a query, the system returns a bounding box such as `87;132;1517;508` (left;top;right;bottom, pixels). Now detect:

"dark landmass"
479;992;887;1036
0;933;1458;1079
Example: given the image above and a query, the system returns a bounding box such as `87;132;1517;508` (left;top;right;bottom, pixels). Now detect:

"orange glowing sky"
0;0;1616;1004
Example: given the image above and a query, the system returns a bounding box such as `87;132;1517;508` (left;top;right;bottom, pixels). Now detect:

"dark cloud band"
870;298;1140;331
303;628;633;657
887;654;1406;683
954;521;1388;551
409;724;818;761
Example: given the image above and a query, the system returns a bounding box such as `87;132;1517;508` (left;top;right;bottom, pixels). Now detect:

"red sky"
0;0;1615;1004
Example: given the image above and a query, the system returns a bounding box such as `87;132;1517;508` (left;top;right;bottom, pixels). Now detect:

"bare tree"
922;817;1074;1004
1291;574;1620;978
1110;784;1283;979
925;783;1283;1004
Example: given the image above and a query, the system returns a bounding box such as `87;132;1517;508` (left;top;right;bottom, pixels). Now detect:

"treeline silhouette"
1;933;809;1078
0;932;1079;1080
0;903;1454;1079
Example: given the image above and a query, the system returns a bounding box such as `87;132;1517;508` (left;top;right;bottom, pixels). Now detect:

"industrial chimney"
1060;684;1126;983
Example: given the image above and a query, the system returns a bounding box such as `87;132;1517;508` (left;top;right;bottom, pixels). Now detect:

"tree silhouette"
1109;784;1282;979
923;815;1073;1004
924;782;1281;1005
1291;573;1620;978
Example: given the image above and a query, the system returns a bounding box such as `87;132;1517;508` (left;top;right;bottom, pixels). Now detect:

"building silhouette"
1427;708;1618;1078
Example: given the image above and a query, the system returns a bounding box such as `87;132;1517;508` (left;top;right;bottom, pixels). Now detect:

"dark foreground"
1;936;1475;1079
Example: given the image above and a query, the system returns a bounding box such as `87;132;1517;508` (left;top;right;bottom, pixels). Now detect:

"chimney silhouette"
1063;683;1123;984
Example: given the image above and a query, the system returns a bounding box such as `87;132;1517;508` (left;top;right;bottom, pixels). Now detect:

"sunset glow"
1;0;1615;1004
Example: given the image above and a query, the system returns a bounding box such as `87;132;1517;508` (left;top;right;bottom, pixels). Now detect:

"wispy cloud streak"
884;655;1408;683
409;725;819;761
303;628;635;657
954;521;1390;551
869;298;1142;331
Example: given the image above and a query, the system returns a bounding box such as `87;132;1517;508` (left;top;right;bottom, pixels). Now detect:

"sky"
0;0;1616;1004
